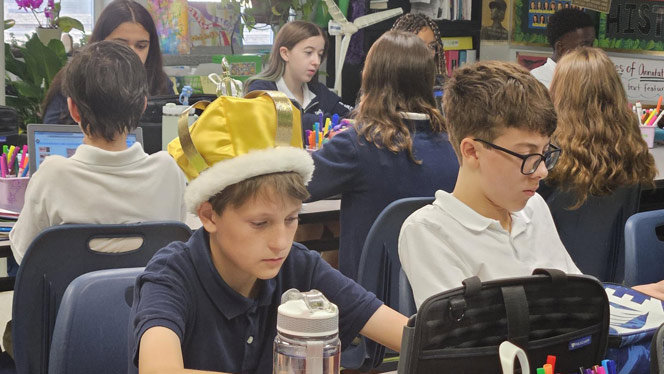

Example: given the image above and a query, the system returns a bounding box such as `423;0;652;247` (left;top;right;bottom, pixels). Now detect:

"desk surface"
650;145;664;178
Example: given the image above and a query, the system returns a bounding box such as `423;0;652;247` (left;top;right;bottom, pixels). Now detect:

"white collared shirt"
530;58;556;89
276;77;315;110
398;190;580;308
9;143;187;263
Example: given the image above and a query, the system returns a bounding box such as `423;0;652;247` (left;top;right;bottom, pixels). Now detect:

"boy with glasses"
398;61;580;308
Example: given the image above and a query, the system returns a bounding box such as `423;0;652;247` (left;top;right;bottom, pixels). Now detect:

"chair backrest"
48;267;144;374
546;185;641;282
624;209;664;286
12;221;192;374
340;197;433;371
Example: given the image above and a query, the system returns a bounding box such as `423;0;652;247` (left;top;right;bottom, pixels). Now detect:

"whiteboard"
611;55;664;105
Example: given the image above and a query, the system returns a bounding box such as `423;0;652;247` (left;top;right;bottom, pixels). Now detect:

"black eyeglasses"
473;138;561;175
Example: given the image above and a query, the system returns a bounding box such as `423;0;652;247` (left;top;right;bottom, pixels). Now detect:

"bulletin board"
512;0;664;53
512;0;589;45
597;0;664;53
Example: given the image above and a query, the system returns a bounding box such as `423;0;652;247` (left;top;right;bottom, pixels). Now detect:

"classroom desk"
640;145;664;212
650;145;664;177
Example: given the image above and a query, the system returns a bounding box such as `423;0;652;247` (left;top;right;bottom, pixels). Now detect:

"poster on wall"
612;55;664;104
188;2;242;48
481;0;512;41
512;0;591;45
147;0;191;55
597;0;664;53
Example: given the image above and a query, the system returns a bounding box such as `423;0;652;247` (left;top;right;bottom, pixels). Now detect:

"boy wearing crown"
128;92;407;374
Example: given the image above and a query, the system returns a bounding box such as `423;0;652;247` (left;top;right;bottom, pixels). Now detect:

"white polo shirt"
530;58;556;89
398;190;580;308
276;77;315;110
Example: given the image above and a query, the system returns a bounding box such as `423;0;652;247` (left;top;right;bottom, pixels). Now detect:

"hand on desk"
633;280;664;300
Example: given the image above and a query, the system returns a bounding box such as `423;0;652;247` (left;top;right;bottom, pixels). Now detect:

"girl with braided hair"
392;13;448;83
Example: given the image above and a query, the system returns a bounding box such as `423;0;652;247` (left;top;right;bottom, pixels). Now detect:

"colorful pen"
1;154;7;178
546;355;556;373
20;163;29;177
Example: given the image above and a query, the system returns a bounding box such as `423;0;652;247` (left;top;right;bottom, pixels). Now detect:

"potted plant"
5;34;68;130
15;0;85;44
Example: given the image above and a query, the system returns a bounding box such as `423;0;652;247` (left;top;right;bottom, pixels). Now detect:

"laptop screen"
27;124;143;175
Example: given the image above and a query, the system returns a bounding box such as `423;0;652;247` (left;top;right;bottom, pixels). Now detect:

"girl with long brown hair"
245;20;352;134
541;46;657;281
306;30;459;280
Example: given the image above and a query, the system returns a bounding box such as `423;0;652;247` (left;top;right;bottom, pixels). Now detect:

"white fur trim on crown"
185;147;314;214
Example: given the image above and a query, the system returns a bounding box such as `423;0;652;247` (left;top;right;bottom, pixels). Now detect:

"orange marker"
656;96;663;114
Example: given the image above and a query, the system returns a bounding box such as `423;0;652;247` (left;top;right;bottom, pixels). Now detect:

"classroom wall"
479;42;664;105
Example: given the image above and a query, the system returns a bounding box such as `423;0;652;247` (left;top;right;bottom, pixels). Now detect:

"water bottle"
274;289;340;374
161;103;195;151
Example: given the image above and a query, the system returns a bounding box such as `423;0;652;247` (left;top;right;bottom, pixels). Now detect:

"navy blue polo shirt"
307;120;459;280
129;228;382;373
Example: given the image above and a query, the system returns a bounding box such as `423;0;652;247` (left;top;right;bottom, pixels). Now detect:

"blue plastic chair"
544;184;641;283
48;267;144;374
12;221;192;374
624;209;664;286
341;197;433;371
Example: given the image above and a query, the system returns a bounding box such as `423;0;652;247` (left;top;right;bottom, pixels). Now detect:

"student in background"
530;8;595;88
399;61;579;308
307;31;459;281
130;106;407;374
42;0;173;124
10;41;187;264
392;13;448;83
245;21;352;135
540;47;656;281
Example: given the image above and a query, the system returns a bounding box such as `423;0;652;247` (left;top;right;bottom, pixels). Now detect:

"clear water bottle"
274;289;340;374
161;103;195;151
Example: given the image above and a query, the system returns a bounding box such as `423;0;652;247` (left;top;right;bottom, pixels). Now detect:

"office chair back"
545;185;640;282
48;267;144;374
12;221;192;374
624;209;664;286
341;197;433;371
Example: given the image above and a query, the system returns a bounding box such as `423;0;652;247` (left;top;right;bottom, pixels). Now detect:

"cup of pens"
1;144;30;212
0;176;28;213
639;126;655;148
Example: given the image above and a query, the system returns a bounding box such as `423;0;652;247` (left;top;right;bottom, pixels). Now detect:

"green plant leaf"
13;80;43;99
4;20;15;30
646;40;656;50
5;43;27;78
57;17;85;33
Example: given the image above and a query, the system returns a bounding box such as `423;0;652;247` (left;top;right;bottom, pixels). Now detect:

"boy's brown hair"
209;172;310;214
442;61;557;161
62;40;147;142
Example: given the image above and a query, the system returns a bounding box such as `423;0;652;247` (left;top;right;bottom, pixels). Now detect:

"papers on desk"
0;209;18;221
0;222;13;240
0;209;17;240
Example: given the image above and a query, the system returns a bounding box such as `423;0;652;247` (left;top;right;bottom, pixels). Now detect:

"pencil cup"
0;177;29;213
639;126;655;148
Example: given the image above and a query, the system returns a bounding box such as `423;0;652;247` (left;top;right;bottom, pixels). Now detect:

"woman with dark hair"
306;31;459;281
42;0;173;124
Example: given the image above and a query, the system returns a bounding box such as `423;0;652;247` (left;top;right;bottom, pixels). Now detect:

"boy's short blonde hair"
442;61;557;161
209;172;310;214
